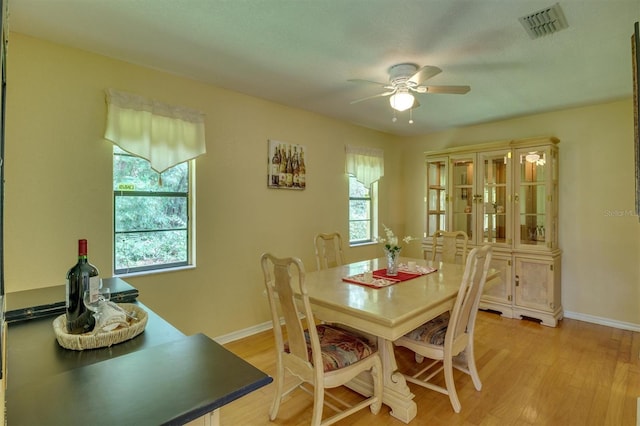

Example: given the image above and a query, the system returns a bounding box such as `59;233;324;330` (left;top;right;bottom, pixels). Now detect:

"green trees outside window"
113;146;191;274
348;175;375;243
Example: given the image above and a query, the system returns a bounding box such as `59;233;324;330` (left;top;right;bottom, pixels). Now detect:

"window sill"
115;264;196;279
349;240;379;248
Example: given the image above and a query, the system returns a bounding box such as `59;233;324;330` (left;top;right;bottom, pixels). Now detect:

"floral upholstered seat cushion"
406;311;450;346
299;324;377;372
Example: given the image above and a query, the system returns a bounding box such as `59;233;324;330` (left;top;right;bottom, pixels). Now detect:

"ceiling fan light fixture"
389;91;414;111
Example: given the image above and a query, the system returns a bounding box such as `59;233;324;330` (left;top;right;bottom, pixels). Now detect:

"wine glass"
83;288;111;318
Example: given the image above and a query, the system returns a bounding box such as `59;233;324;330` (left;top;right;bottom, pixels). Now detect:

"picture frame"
267;139;306;190
633;22;640;219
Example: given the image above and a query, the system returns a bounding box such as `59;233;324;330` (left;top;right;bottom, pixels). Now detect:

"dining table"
302;256;496;424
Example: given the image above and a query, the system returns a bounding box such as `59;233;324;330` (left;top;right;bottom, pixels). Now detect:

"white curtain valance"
345;145;384;187
104;88;206;173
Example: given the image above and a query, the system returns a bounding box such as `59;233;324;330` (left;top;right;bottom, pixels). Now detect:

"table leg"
378;337;417;423
347;338;417;424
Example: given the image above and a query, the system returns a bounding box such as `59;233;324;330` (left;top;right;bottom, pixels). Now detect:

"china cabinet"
423;136;561;326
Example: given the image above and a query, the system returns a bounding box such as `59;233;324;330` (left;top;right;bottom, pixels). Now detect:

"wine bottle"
285;145;293;187
271;144;280;186
292;146;300;188
279;146;287;187
299;148;306;188
65;239;99;334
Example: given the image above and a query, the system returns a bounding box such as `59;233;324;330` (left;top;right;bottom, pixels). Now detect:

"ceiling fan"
349;63;470;112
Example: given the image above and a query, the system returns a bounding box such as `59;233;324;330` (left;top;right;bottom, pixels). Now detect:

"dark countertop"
5;283;272;425
5;277;139;323
6;301;185;390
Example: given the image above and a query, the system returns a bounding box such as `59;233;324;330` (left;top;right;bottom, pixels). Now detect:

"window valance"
345;145;384;187
104;88;206;173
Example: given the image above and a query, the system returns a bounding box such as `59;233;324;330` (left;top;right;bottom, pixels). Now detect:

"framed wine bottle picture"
267;139;307;190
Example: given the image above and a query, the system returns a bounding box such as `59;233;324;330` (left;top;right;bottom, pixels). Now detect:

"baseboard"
564;310;640;332
213;320;274;345
212;310;640;345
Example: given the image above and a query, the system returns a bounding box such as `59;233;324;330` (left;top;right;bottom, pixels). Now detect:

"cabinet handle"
515;275;519;286
514;193;519;203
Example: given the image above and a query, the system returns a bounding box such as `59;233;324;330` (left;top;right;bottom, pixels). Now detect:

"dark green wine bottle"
65;239;98;334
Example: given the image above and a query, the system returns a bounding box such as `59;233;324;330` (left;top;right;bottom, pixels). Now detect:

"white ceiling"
6;0;640;136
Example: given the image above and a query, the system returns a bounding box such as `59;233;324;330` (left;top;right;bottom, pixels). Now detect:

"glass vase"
385;247;401;276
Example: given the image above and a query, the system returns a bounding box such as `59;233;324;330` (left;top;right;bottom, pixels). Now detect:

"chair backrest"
314;232;344;270
446;245;492;352
260;253;322;374
431;230;469;264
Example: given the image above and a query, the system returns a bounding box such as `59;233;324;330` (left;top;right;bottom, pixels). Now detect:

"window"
113;146;193;274
348;175;377;243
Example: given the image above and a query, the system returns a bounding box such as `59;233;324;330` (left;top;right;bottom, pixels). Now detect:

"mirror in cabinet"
425;158;447;237
479;151;511;246
450;156;474;240
514;146;558;250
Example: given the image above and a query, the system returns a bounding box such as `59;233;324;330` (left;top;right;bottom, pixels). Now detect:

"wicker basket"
53;303;148;351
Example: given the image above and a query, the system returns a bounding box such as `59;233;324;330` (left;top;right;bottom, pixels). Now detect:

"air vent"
519;3;568;39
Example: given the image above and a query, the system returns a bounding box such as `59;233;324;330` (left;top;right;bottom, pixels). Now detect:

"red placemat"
372;268;421;281
342;267;435;289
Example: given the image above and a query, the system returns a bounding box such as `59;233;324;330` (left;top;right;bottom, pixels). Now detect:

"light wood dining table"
303;256;496;424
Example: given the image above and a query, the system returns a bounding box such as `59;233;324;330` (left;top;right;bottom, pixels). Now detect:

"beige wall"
401;100;640;326
4;33;403;337
5;33;640;337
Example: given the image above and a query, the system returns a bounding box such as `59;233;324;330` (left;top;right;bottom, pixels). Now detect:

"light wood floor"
220;311;640;425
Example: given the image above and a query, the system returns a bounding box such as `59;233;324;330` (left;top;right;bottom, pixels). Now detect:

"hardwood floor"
221;311;640;425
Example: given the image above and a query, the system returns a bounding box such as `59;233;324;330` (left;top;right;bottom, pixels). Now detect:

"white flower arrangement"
377;224;415;256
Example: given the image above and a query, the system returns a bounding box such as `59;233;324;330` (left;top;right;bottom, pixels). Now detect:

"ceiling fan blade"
407;66;442;85
425;85;471;94
347;78;390;88
350;90;396;104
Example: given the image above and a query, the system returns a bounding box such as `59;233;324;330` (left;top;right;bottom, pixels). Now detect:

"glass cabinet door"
478;150;511;246
449;155;475;242
514;147;554;249
425;158;447;238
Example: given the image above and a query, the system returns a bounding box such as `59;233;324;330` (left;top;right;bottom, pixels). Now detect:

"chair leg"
311;383;325;426
269;361;285;420
466;344;482;391
443;356;462;413
370;357;383;414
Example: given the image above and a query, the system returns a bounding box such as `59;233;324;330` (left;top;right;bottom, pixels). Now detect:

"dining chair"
260;253;382;426
314;232;344;270
430;230;469;265
393;245;492;413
